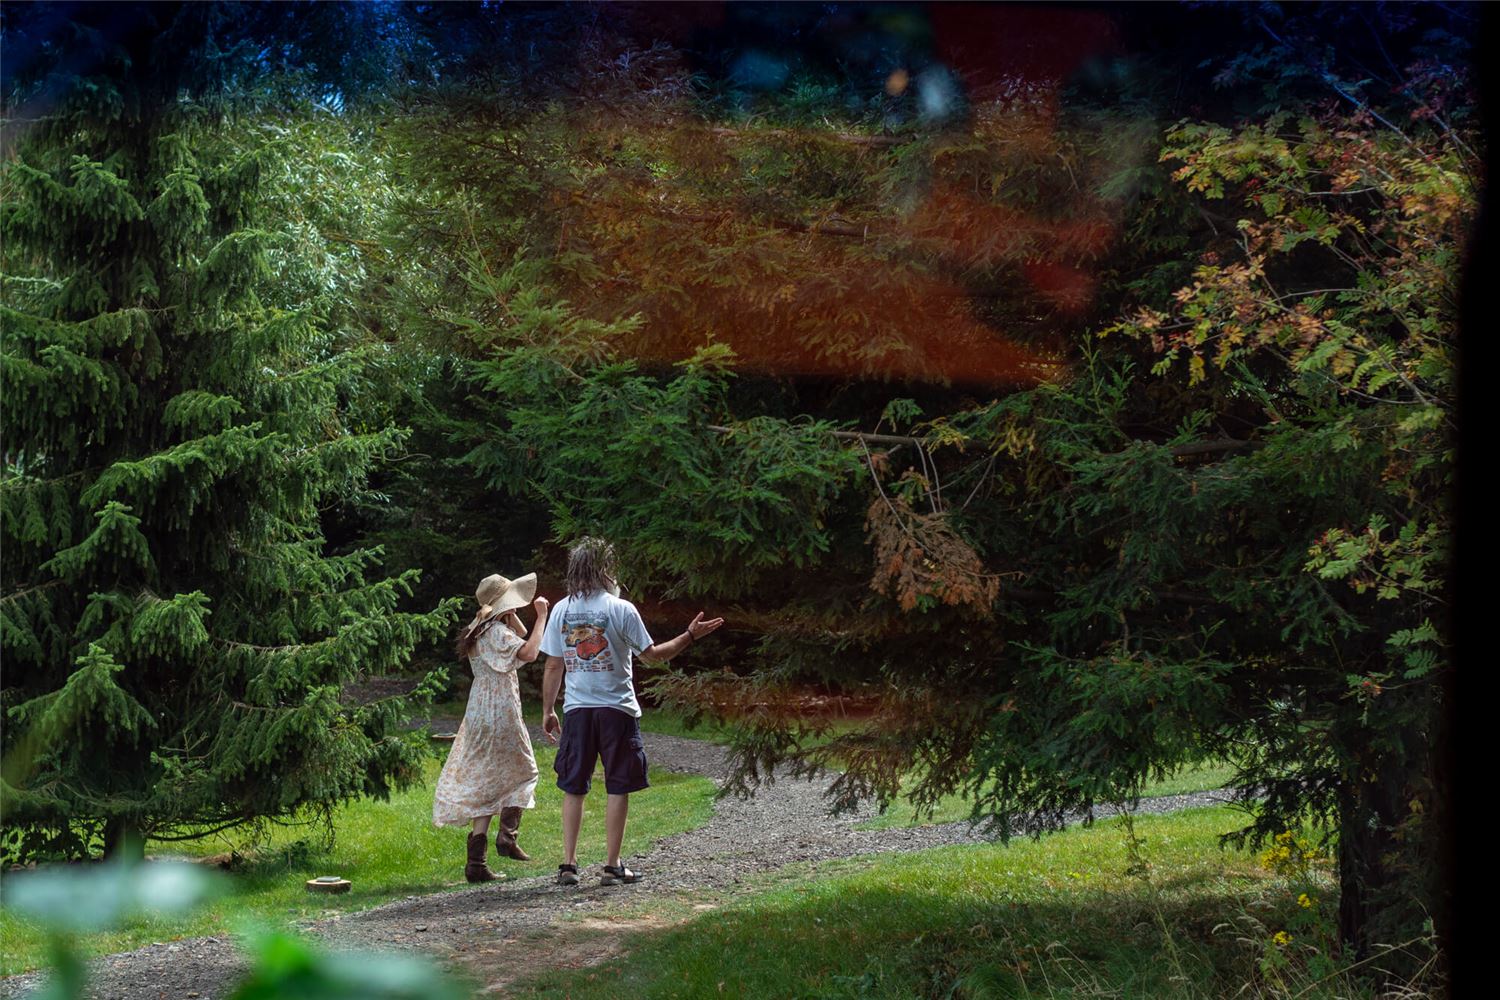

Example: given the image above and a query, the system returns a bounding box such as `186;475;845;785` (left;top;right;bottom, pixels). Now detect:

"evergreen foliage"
1;3;452;860
375;4;1470;978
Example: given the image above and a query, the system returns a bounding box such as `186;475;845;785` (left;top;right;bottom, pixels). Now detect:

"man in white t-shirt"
539;537;724;886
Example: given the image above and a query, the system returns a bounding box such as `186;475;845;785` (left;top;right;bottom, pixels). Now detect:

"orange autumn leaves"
534;24;1123;388
556;141;1110;386
866;489;1000;614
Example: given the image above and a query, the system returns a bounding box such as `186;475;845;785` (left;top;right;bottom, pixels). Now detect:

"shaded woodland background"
1;2;1483;988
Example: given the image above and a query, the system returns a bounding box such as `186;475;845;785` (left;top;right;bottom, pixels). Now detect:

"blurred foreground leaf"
230;930;467;1000
2;857;220;933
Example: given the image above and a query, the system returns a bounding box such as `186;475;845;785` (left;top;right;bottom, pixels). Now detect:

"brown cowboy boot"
495;806;530;861
465;832;502;883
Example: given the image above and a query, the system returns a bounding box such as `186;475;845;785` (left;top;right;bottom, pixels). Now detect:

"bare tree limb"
708;423;1258;459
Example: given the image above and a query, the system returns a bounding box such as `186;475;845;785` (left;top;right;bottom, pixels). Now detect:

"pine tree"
0;3;451;860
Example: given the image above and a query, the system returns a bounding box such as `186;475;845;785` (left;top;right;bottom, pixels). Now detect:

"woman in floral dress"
433;572;549;882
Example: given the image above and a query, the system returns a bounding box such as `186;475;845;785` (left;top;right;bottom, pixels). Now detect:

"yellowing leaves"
1188;353;1206;384
1107;106;1465;422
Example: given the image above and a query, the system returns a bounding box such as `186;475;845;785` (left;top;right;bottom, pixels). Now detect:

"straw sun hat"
460;573;538;646
473;572;537;622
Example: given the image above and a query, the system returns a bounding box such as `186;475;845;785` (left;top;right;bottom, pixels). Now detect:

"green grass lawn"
635;706;738;743
508;805;1377;1000
0;744;717;977
607;699;1241;834
629;701;1240;836
856;758;1240;830
629;702;1242;833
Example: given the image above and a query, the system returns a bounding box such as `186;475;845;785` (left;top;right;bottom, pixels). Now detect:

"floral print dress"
432;619;539;825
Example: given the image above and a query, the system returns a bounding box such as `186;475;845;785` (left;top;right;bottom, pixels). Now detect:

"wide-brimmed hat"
473;572;537;621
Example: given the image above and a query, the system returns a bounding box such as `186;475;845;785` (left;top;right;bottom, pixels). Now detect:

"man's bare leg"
605;793;629;868
561;792;585;866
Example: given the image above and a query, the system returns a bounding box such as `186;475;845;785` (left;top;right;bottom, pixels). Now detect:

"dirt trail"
1;731;1235;998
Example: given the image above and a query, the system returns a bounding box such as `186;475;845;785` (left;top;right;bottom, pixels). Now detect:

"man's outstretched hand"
686;612;725;642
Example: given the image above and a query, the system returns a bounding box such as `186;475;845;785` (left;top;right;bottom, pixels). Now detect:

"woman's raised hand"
533;596;550;614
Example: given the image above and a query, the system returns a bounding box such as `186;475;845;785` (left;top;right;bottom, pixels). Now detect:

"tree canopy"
1;1;1476;985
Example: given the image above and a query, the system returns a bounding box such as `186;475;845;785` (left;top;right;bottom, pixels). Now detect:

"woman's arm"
516;597;550;662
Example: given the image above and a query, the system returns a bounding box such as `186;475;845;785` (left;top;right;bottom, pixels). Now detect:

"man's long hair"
565;537;617;598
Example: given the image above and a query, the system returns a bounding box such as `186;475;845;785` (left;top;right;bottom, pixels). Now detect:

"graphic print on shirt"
562;613;614;673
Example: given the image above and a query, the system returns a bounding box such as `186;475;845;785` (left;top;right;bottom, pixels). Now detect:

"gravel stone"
1;730;1236;999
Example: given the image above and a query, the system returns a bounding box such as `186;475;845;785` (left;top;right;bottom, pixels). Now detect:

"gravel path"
1;730;1236;999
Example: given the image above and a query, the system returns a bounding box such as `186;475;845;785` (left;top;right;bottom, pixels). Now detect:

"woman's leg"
497;805;530;860
465;817;501;883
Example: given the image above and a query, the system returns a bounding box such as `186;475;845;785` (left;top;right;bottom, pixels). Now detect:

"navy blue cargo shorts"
553;706;650;796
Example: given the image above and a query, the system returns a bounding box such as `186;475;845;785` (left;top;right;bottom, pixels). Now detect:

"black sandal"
557;863;579;886
601;864;642;885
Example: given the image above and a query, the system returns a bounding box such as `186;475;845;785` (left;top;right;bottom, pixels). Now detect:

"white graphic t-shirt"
539;590;653;717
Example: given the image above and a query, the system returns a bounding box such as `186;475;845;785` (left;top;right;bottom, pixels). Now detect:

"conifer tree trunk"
1337;784;1378;962
101;819;144;863
1337;716;1435;974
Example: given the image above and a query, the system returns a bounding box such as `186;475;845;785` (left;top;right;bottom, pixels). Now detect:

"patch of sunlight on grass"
0;744;717;976
510;806;1344;1000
